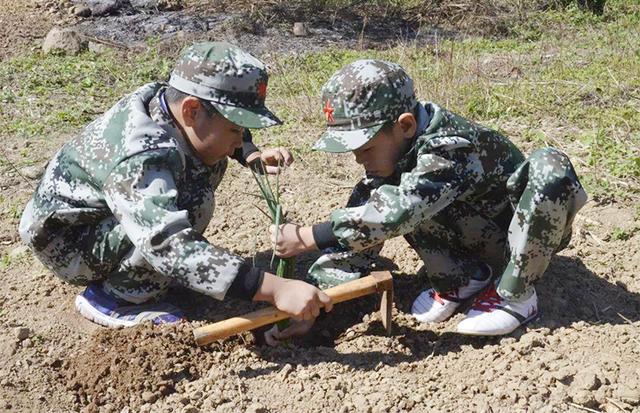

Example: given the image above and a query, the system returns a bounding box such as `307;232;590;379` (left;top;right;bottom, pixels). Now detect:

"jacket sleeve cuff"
230;142;260;167
241;141;260;163
312;221;340;250
226;262;265;300
240;129;260;165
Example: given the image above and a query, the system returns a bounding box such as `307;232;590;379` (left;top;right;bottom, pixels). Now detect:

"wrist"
253;272;280;304
245;152;261;164
299;226;318;252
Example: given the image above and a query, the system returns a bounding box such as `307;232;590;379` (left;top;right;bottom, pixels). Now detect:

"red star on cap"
323;99;335;123
257;82;267;100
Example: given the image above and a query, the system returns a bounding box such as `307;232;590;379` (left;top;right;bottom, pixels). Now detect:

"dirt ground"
1;1;640;413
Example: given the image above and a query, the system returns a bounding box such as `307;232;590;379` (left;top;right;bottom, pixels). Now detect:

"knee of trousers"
526;148;583;196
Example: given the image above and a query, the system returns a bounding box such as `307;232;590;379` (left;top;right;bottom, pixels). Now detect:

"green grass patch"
258;2;640;198
0;47;172;140
1;2;638;200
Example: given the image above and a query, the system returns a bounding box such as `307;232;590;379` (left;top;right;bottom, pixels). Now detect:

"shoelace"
429;290;456;305
471;286;503;312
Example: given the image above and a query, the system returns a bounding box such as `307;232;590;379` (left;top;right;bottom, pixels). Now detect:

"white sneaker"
411;272;492;323
456;286;538;336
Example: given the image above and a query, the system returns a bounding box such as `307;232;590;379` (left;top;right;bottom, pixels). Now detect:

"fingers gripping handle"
193;271;393;346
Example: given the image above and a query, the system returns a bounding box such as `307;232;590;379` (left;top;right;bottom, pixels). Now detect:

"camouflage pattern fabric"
312;59;417;153
19;83;248;303
309;177;389;287
309;101;587;299
169;42;281;129
19;42;283;303
497;147;588;299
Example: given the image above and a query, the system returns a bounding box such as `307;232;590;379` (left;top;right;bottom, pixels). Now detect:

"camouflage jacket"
328;102;525;251
22;83;258;300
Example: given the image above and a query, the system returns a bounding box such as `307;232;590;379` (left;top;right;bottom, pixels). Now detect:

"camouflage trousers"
308;148;588;300
20;197;215;305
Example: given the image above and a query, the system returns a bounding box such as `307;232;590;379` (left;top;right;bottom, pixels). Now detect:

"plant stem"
250;161;296;332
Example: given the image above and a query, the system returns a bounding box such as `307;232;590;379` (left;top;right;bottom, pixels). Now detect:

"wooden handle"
193;271;392;346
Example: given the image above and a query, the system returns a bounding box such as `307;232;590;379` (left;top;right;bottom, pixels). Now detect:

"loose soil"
1;1;639;413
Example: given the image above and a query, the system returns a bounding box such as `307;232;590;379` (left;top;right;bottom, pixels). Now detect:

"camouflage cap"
169;41;282;129
312;59;417;153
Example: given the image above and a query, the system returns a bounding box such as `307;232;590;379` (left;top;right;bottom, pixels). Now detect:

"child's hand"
270;223;316;258
264;319;316;346
274;277;332;320
248;147;294;174
254;273;333;320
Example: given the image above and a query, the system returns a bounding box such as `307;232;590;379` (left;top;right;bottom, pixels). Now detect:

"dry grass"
190;0;553;38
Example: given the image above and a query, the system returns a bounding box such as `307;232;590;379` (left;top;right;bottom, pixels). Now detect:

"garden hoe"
193;271;394;346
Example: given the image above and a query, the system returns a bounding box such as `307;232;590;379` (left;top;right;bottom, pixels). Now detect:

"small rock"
293;22;308;36
14;327;31;341
182;406;199;413
88;41;109;54
188;391;202;401
20;165;44;180
71;4;91;16
593;387;608;404
573;370;600;391
552;366;575;382
22;338;33;348
519;332;545;348
278;363;293;381
614;385;640;406
42;27;86;55
246;403;267;413
141;391;158;403
102;403;116;413
297;370;311;380
570;389;597;407
352;395;371;413
85;0;125;15
45;357;62;368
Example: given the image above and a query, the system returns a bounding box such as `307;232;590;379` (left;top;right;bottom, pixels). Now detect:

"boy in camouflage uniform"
19;42;332;328
270;60;587;337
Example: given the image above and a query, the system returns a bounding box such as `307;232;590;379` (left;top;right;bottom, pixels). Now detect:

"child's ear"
181;97;201;127
397;113;417;139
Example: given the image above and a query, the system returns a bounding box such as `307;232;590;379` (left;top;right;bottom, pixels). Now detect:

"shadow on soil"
171;251;640;374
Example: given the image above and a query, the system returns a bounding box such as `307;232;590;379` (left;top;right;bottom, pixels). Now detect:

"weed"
31;335;45;345
7;204;21;220
0;254;10;270
611;226;638;241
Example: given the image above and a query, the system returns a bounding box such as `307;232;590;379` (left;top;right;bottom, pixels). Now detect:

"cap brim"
210;102;283;129
312;123;384;153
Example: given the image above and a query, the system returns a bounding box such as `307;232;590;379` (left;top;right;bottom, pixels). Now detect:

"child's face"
351;113;416;177
180;98;245;166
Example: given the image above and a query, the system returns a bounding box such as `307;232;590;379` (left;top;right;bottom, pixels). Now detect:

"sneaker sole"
457;311;541;336
412;277;494;324
75;295;137;329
